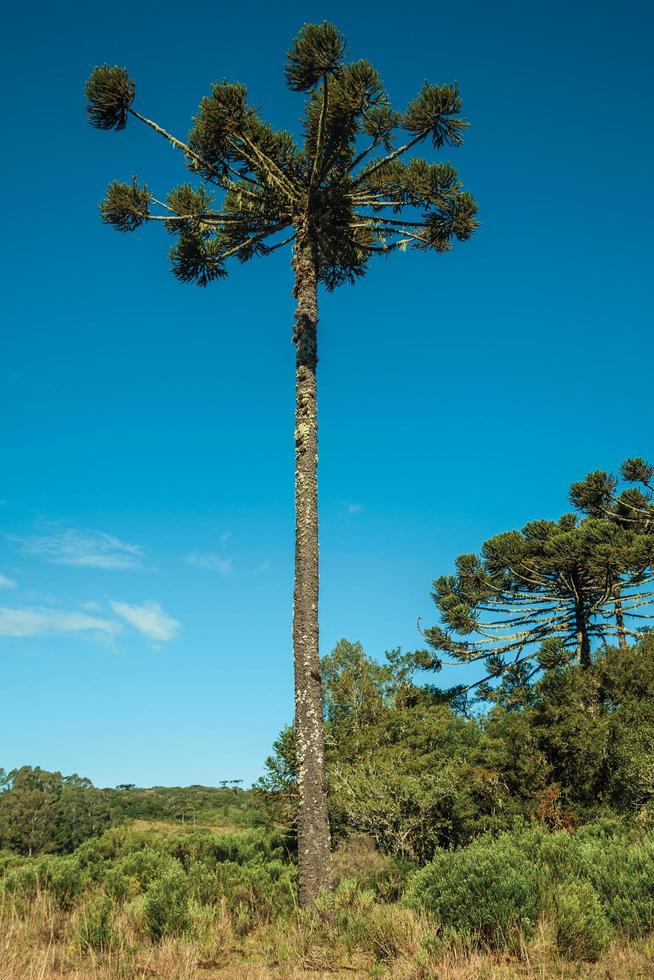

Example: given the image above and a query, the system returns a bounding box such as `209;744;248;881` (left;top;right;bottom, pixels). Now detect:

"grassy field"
3;819;654;979
2;892;654;978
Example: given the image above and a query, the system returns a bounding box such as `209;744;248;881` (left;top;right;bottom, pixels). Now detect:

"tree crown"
418;458;654;697
84;22;478;293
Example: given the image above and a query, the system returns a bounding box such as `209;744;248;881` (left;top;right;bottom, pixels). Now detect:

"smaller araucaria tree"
419;462;654;690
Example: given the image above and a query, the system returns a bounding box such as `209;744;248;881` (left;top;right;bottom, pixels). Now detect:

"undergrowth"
2;821;654;978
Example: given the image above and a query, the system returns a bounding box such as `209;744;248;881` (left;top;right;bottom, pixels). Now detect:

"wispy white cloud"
185;534;233;575
0;606;121;639
185;552;233;575
0;573;16;590
252;562;271;575
343;502;364;515
11;526;145;571
110;601;181;645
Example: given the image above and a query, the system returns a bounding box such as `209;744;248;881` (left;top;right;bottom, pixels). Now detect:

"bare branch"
128;109;225;183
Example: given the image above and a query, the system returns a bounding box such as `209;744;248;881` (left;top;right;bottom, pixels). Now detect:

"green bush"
555;879;613;961
207;829;286;865
218;858;295;920
0;862;39;902
143;867;190;940
37;855;88;909
404;831;543;944
351;902;423;961
162;828;282;870
332;834;408;901
187;862;223;905
189;902;233;959
102;865;138;903
74;835;116;876
76;894;118;953
116;847;178;890
569;832;654;935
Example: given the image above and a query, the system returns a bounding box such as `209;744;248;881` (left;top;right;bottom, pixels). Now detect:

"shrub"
37;855;88;909
569;832;654;935
116;847;178;890
207;829;286;865
102;865;138;903
187;863;223;905
74;827;130;870
143;867;190;940
76;894;118;953
404;831;543;944
189;901;234;959
332;834;408;901
0;863;39;902
164;828;273;868
555;879;613;961
353;903;426;961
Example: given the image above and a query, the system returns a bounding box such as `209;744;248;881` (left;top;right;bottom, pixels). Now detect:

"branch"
361;215;429;228
348;236;408;254
218;220;291;261
231;134;300;202
506;564;557;591
310;76;329;192
345;138;380;177
351;130;428;189
352;199;403;209
128;109;225;184
142;212;246;225
267;233;296;252
349;221;432;248
454;651;544;696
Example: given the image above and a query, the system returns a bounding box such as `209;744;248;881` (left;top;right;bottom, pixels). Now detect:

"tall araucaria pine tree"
84;22;478;905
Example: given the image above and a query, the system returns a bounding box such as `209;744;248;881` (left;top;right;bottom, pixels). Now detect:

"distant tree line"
0;772;257;856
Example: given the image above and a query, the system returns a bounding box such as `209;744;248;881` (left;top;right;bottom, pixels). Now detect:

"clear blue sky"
2;0;652;788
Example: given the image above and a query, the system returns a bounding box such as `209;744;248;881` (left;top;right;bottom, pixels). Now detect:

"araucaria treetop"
418;458;654;700
84;21;478;905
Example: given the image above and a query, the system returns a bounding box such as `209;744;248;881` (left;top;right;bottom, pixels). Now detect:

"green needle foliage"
84;65;135;130
570;456;654;532
84;23;477;290
418;459;654;692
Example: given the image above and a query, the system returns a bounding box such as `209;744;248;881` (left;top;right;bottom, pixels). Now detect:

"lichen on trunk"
291;231;332;906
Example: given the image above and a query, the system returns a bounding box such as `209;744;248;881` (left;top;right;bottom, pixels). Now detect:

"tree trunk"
570;570;591;668
574;604;591;667
615;597;627;649
291;233;332;906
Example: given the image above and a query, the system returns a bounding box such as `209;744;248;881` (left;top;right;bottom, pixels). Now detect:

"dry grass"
2;892;654;980
127;820;241;836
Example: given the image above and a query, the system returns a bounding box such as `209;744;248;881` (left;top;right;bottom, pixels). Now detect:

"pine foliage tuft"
285;22;346;91
85;65;135;131
100;178;149;231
